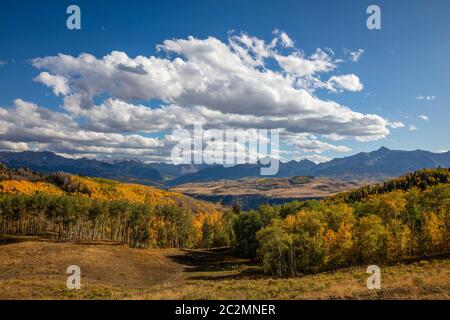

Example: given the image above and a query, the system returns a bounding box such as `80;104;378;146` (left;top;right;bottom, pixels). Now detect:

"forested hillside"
330;168;450;203
231;168;450;276
0;164;230;248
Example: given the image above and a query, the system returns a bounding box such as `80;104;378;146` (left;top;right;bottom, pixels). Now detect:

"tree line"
0;163;232;249
0;192;232;248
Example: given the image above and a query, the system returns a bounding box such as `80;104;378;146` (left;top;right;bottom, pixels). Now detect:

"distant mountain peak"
298;158;316;164
376;146;390;152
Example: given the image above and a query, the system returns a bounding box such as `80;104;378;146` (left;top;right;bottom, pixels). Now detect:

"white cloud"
345;48;364;62
278;32;294;48
303;155;332;163
323;133;347;141
0;99;166;161
0;32;404;161
0;141;28;151
327;74;363;92
78;99;196;133
31;34;388;137
283;132;352;154
419;115;429;121
34;72;70;96
409;124;418;131
271;29;295;48
274;49;337;77
75;99;393;143
387;121;405;129
417;95;436;101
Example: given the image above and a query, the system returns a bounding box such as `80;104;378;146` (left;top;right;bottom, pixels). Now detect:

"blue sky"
0;0;449;163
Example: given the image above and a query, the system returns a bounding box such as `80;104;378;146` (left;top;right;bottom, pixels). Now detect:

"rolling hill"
0;164;220;215
0;164;225;248
171;176;376;210
1;236;448;299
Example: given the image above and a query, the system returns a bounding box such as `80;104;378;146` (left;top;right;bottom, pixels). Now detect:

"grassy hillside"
0;236;448;299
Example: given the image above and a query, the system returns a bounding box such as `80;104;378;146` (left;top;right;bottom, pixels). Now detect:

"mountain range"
0;147;449;187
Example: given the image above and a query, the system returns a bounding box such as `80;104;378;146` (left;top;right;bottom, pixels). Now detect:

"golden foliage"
0;173;225;249
0;180;65;196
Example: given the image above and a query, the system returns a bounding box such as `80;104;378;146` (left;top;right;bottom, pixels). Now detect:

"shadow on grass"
168;247;265;281
0;234;40;246
0;234;124;247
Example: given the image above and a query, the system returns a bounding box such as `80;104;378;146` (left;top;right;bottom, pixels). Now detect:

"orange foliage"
0;180;65;196
0;175;224;247
70;176;221;215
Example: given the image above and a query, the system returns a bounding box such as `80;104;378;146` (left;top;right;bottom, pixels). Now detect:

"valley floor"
0;235;448;300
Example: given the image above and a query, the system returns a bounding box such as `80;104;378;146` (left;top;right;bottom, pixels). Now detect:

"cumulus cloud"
322;133;347;141
73;98;393;143
279;32;294;48
0;99;166;161
31;34;386;131
78;100;196;133
34;72;70;96
272;29;295;48
0;32;404;161
274;49;337;77
283;132;352;154
0;141;28;151
419;115;429;121
327;74;363;92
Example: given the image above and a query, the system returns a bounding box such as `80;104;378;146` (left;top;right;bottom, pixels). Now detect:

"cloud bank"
1;32;403;162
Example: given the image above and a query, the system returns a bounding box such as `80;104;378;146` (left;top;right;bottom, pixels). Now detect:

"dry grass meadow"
170;176;377;199
0;234;448;300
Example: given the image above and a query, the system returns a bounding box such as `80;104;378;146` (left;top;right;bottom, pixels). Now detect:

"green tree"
201;221;214;249
355;215;388;263
256;221;294;277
